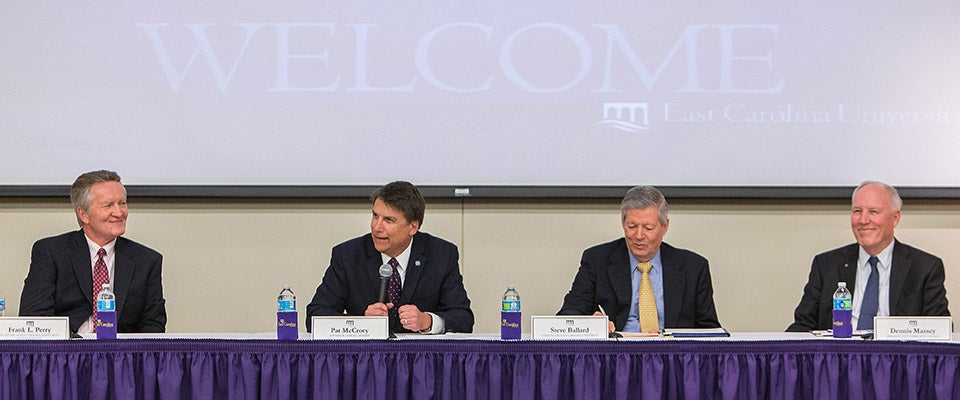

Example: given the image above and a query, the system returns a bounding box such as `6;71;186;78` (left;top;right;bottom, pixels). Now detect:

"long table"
2;333;960;400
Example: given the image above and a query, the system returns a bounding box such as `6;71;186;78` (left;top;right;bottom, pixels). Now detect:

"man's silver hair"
620;186;668;225
70;170;124;227
853;181;902;211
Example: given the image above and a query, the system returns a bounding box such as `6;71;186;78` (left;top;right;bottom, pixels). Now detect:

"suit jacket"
787;240;950;332
305;232;474;333
19;230;167;333
558;239;721;330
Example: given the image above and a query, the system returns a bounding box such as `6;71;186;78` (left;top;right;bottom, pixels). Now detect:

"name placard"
0;317;70;340
531;316;608;340
311;316;389;340
873;316;952;341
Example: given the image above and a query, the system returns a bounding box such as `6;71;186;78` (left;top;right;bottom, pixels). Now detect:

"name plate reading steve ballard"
0;317;70;340
873;316;952;341
531;316;608;340
311;316;389;340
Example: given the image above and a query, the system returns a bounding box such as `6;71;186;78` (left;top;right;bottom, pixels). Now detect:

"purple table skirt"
2;339;960;400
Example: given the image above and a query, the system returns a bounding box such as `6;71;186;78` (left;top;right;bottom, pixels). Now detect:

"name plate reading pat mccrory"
0;317;70;340
531;316;608;340
873;316;953;341
311;316;389;340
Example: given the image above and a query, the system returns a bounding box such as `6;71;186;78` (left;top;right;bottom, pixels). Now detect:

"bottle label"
833;298;851;310
278;299;296;312
501;311;522;340
832;309;853;338
97;299;116;312
502;300;520;312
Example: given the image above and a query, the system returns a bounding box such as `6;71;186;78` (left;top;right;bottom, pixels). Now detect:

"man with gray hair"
558;186;720;333
20;170;167;334
787;181;949;332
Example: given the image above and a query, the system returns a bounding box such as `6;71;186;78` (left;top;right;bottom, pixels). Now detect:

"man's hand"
592;311;615;333
398;304;432;332
364;302;392;317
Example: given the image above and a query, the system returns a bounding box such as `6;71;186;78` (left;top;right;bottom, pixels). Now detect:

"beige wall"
2;197;958;333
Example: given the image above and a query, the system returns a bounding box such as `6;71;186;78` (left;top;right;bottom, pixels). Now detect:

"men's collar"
84;234;117;259
627;246;662;271
859;240;894;270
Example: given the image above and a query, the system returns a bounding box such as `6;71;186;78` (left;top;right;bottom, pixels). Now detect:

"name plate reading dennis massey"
311;316;389;340
873;316;952;341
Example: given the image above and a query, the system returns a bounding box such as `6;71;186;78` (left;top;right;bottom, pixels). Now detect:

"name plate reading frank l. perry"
531;316;608;340
311;316;389;340
0;317;70;340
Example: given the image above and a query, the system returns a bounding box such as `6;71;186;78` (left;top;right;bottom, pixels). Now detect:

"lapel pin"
415;260;421;267
843;263;849;268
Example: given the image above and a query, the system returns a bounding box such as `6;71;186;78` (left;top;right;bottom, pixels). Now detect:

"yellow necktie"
637;261;659;332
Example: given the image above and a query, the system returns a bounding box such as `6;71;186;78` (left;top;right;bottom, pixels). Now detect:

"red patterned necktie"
92;248;109;331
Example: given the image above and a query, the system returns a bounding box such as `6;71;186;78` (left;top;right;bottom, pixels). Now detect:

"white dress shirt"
380;238;445;334
851;242;894;329
78;236;117;334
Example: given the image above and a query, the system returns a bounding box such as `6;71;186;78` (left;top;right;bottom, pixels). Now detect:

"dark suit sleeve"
787;256;827;332
305;250;352;332
428;246;474;333
135;253;166;333
920;258;950;317
691;259;721;328
557;251;604;317
19;240;61;318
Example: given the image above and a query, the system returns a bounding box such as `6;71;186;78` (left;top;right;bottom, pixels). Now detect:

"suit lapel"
659;244;684;327
838;244;859;293
888;240;909;314
607;240;632;321
363;235;385;302
69;230;95;305
113;238;134;317
400;233;425;304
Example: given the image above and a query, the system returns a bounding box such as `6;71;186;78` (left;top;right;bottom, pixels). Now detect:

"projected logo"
598;103;650;132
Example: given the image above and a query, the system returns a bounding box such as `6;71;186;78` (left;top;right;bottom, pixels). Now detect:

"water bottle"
500;285;521;340
96;284;117;339
276;285;298;340
832;282;852;338
0;290;5;317
278;285;296;312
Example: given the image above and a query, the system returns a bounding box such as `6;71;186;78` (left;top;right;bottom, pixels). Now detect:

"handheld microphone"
378;263;392;303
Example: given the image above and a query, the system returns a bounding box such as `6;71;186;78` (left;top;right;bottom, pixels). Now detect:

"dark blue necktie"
857;256;880;330
387;258;402;317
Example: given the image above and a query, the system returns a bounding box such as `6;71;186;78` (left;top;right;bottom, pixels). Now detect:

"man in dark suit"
20;170;166;334
558;186;720;333
787;181;949;332
306;181;473;334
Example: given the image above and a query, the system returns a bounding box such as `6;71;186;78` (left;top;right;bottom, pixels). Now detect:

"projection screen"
1;2;958;196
